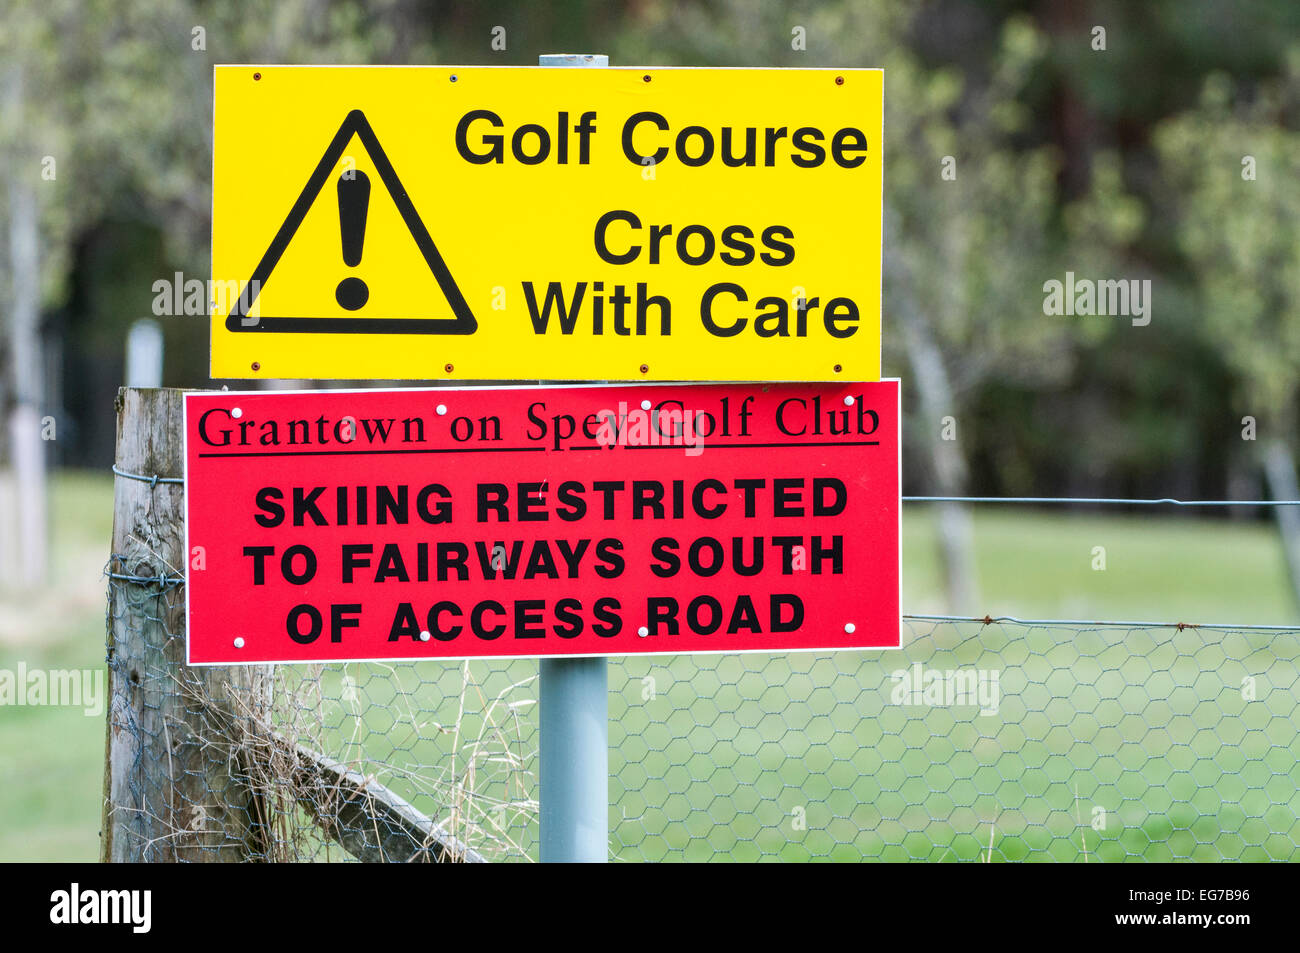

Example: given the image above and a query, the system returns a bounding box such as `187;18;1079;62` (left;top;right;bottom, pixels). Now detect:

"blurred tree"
0;0;441;581
1;0;442;463
1157;60;1300;433
616;1;1081;611
10;0;1300;607
1157;55;1300;604
1;8;66;588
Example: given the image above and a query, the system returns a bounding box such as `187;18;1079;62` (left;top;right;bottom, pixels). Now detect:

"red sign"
184;382;899;664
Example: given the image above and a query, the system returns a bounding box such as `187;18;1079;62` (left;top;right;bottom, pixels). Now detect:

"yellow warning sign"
211;66;883;381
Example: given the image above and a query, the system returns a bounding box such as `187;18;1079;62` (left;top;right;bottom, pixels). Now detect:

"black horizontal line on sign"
196;440;881;459
197;446;546;458
227;316;477;334
623;440;881;450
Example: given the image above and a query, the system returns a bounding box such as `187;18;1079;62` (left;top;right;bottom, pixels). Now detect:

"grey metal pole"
536;52;610;864
539;653;608;862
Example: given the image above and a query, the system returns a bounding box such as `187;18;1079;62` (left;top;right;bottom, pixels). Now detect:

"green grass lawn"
2;472;1298;861
901;504;1298;624
0;471;114;862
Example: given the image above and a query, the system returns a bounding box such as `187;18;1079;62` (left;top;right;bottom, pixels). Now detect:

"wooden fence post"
102;386;274;862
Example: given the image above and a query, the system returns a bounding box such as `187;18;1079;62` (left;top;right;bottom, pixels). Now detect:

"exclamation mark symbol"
335;169;370;311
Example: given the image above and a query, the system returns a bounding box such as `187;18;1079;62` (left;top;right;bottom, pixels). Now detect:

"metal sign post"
537;52;610;865
539;652;609;862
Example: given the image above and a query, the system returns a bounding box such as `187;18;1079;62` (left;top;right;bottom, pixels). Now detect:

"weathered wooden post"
102;387;274;862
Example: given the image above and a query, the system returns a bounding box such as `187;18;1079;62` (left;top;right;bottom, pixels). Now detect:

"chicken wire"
105;566;1300;861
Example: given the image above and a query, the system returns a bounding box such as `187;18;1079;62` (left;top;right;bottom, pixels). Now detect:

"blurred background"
3;0;1300;860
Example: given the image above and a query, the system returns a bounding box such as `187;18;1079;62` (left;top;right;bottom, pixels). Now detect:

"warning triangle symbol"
225;109;477;335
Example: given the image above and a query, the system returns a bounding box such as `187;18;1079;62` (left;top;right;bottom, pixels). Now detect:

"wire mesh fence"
105;562;1300;861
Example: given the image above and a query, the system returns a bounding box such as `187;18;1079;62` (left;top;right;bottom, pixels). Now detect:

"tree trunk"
1261;438;1300;617
894;273;979;613
4;64;47;589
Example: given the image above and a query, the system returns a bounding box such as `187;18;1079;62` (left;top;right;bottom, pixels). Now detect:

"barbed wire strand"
112;465;183;486
904;613;1300;631
109;464;1300;506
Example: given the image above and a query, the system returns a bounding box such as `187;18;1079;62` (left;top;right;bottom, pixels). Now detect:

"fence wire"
105;563;1300;862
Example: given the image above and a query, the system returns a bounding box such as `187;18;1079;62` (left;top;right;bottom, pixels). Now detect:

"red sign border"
183;380;902;665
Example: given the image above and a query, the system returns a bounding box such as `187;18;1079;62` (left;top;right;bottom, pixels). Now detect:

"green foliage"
1;0;438;283
616;4;1073;395
1157;55;1300;423
5;0;1300;494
